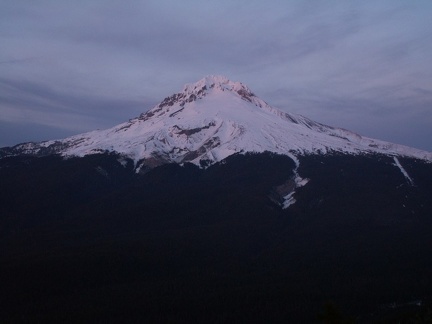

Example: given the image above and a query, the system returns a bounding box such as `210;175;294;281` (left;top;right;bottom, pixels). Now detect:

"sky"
1;0;432;151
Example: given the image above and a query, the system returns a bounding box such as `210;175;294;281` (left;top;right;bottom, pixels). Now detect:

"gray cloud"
0;0;431;151
0;77;155;146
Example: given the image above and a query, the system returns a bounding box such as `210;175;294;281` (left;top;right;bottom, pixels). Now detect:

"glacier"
2;75;431;168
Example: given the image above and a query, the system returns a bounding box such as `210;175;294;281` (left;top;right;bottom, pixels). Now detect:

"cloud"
0;77;155;139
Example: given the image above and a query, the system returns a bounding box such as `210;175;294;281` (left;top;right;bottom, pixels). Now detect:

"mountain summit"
2;76;432;323
2;75;431;166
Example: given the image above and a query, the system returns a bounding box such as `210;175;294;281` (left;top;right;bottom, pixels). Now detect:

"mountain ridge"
1;75;431;165
2;76;432;323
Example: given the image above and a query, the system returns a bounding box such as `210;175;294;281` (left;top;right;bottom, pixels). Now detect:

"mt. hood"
2;75;431;166
2;76;432;323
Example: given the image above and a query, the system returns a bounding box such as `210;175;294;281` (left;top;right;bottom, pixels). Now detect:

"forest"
1;152;432;322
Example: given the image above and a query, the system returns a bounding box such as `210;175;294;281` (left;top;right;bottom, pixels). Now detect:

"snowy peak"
182;75;254;99
138;75;270;122
1;76;431;165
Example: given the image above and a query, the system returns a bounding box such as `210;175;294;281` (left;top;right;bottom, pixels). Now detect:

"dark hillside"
1;152;431;322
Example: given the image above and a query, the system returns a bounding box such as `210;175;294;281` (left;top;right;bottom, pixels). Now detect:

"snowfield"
5;75;432;167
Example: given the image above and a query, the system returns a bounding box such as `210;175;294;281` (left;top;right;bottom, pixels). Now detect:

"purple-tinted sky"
1;0;431;151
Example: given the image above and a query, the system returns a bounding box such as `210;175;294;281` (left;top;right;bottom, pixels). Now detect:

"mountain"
1;76;432;322
1;75;431;167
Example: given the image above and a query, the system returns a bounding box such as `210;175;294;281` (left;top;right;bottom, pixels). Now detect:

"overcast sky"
1;0;431;151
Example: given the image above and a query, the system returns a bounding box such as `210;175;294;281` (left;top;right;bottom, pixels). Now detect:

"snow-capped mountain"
3;77;432;323
2;75;431;166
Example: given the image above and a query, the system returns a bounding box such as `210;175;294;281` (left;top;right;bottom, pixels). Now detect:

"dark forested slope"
1;152;431;322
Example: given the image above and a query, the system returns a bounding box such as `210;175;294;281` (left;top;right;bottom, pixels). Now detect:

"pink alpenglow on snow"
6;76;432;168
